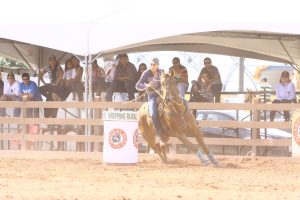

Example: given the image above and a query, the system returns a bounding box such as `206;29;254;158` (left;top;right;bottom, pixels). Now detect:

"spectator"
270;71;296;121
19;73;43;118
39;55;63;117
259;78;271;103
52;59;75;101
0;74;3;97
71;56;84;101
105;54;137;101
169;57;189;98
137;63;147;80
190;71;214;103
92;60;106;98
136;63;148;101
136;57;164;144
0;72;21;117
105;54;121;85
198;57;222;102
190;71;214;117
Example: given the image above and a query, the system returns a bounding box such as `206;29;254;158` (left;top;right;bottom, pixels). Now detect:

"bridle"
161;75;187;117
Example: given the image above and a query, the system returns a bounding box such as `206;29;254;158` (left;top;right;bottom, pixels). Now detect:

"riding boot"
207;153;220;167
196;150;209;166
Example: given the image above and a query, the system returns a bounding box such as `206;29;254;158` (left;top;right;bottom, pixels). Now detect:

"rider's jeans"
148;94;162;136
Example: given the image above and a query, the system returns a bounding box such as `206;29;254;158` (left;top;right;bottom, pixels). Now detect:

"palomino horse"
138;72;219;166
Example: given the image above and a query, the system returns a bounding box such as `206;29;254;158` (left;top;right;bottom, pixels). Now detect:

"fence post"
21;101;27;150
251;99;261;156
93;96;103;152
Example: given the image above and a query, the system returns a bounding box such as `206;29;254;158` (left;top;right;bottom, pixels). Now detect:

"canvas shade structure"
0;0;299;61
0;0;300;152
100;31;300;68
0;38;75;74
0;0;300;90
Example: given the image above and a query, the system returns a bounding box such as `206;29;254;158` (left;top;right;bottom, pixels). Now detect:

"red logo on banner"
108;128;127;149
292;117;300;146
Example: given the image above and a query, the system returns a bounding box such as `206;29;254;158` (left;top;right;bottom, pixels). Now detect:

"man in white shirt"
0;72;21;117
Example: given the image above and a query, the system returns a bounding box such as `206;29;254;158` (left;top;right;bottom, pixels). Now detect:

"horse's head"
160;71;179;103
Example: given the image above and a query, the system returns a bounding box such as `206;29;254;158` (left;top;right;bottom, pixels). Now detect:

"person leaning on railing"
169;57;189;99
105;54;137;101
19;72;43;118
0;72;21;117
198;57;222;102
270;71;296;122
190;70;214;117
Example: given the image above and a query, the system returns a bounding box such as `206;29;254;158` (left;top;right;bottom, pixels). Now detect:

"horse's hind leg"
142;129;168;163
148;142;168;163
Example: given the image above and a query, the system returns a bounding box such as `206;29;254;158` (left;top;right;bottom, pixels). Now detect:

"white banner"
103;112;138;164
292;111;300;157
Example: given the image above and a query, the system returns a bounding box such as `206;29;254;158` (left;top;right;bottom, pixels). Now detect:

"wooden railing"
0;101;296;156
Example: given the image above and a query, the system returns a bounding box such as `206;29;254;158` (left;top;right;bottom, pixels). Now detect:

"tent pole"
10;42;37;75
84;54;89;152
239;57;245;92
57;52;68;63
278;39;300;72
84;21;92;152
38;47;43;87
91;51;103;63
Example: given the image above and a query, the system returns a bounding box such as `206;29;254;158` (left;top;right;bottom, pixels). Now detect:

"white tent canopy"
101;31;300;66
0;0;299;67
0;38;74;72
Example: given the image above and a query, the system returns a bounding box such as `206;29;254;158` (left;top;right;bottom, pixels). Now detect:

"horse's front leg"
191;129;220;167
175;134;209;166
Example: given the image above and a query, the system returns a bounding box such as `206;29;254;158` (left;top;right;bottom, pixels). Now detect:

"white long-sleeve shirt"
275;82;296;100
3;80;20;96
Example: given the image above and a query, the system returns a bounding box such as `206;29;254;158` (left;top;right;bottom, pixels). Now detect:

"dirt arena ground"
0;151;300;200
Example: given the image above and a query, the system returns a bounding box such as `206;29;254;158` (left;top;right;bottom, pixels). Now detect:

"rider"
136;57;164;144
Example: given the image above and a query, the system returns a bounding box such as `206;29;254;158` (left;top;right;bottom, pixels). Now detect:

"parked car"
193;110;291;156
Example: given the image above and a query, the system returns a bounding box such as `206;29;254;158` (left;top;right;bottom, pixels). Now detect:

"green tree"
0;57;28;68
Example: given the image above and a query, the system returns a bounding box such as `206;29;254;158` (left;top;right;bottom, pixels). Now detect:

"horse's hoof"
207;153;220;167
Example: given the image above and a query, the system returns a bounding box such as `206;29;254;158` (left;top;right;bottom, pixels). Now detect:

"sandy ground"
0;151;300;200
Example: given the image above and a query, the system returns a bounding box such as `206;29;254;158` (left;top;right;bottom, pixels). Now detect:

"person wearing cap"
19;73;43;118
0;72;21;117
136;57;164;144
105;54;137;101
169;57;189;98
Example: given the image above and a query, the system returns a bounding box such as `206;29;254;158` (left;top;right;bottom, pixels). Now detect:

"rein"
122;93;146;104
